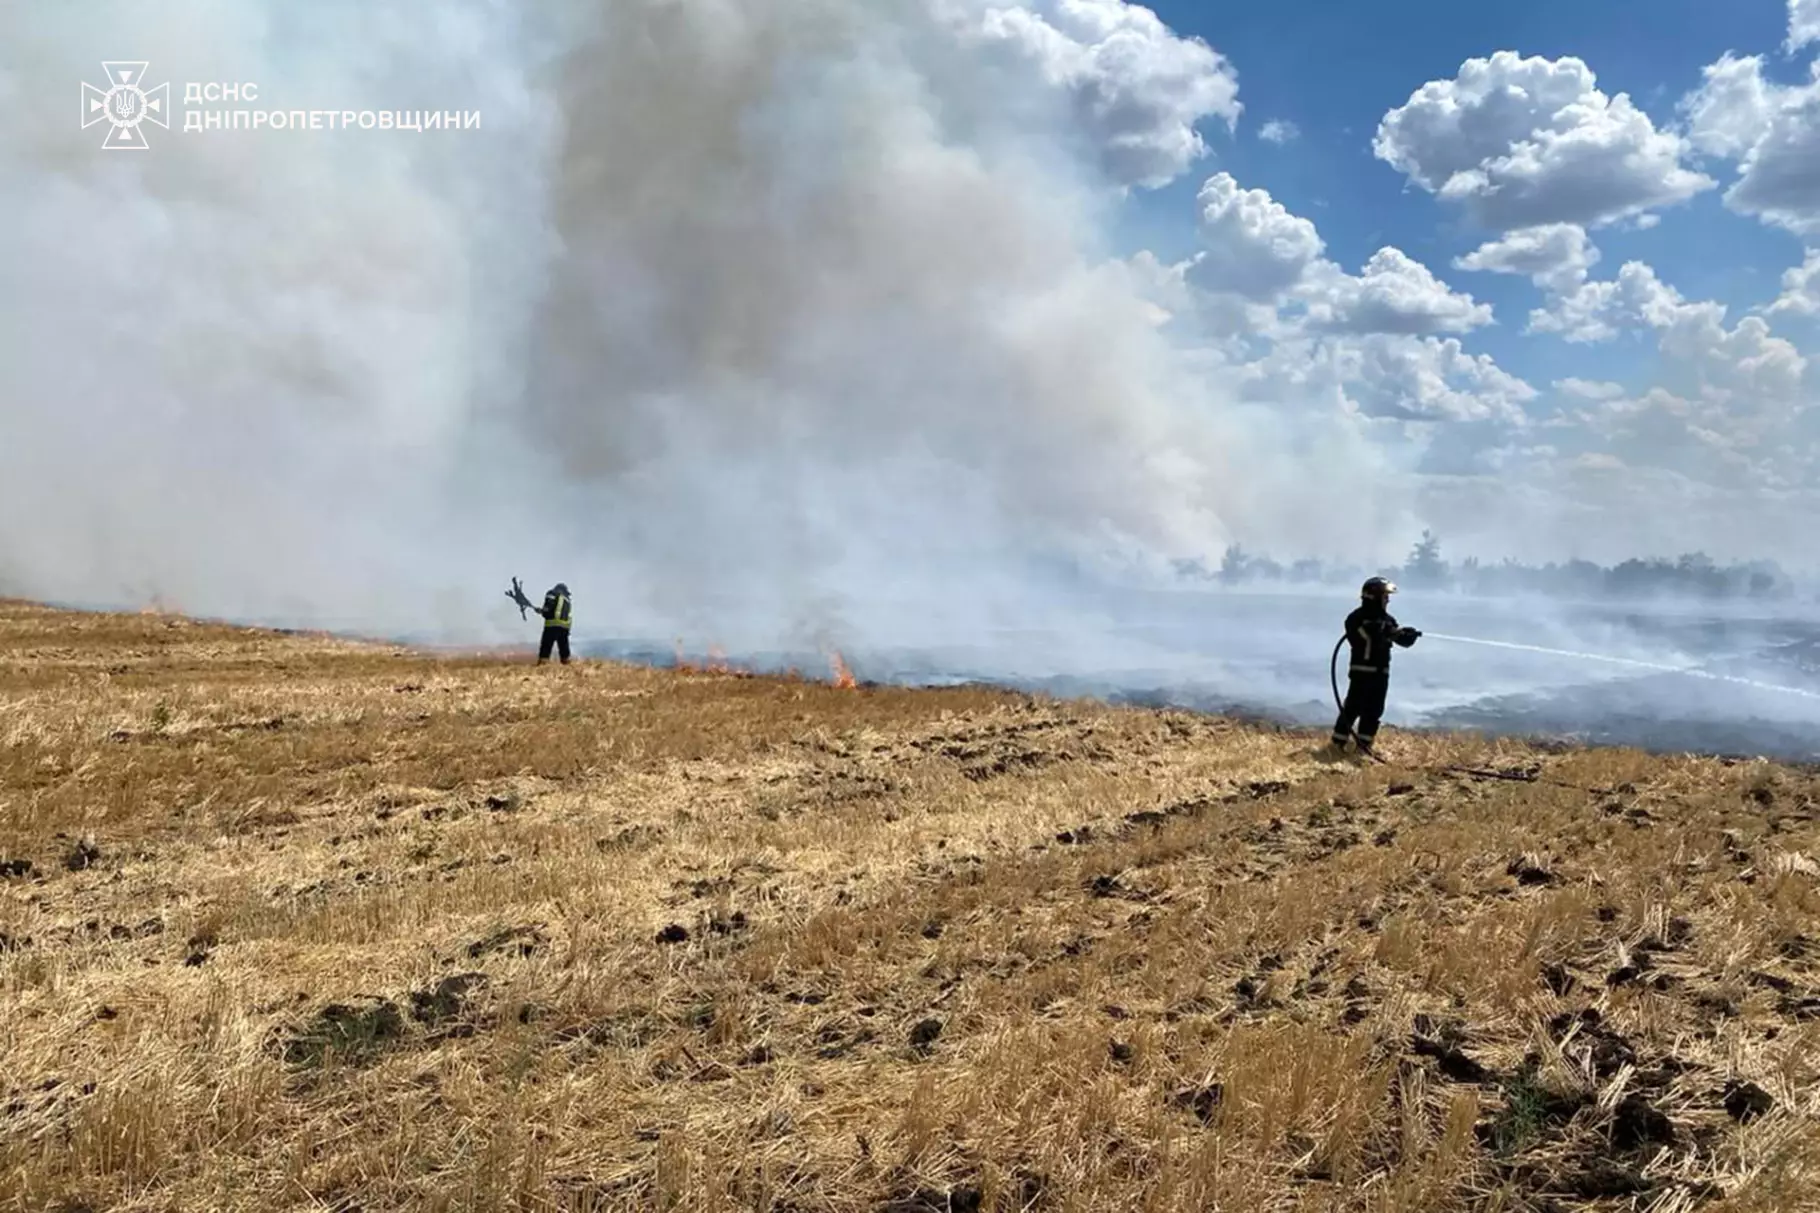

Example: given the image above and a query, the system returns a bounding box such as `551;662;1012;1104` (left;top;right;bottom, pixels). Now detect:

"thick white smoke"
0;0;1407;656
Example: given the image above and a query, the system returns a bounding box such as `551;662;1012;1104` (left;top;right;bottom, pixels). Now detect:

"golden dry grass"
3;597;1819;1212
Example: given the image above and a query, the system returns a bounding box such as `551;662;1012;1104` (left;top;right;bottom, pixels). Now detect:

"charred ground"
2;599;1818;1211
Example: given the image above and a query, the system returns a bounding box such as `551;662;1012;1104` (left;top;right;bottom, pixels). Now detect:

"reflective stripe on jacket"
1344;603;1399;673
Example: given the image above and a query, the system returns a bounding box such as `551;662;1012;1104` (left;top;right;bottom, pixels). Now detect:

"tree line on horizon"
1175;530;1798;601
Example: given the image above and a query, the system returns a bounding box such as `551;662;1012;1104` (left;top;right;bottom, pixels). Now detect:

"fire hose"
1328;635;1346;721
1327;631;1634;787
1329;631;1425;764
1329;635;1388;763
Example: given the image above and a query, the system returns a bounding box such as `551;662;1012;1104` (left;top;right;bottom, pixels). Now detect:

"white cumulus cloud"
1660;308;1807;402
1555;377;1625;400
1174;175;1519;420
1375;51;1712;231
1680;53;1820;234
1682;52;1781;159
1234;332;1535;425
1792;0;1820;52
1529;261;1695;342
1186;176;1490;334
1768;248;1820;315
1455;223;1600;293
1184;171;1325;300
1336;334;1536;422
1299;247;1494;336
943;0;1242;188
1532;262;1808;403
1258;119;1299;144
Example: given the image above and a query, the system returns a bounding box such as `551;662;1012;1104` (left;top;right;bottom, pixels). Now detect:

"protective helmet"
552;583;569;595
1361;576;1397;599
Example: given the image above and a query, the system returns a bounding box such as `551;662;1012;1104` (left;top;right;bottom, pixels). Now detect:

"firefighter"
536;583;573;665
1331;576;1419;754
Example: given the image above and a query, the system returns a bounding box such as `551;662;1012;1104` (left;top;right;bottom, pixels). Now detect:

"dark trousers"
538;626;571;664
1332;672;1388;746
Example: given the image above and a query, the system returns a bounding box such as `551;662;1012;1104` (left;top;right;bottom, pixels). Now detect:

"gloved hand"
1394;627;1420;646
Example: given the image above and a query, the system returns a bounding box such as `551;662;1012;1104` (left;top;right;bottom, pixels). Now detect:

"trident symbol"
81;61;169;150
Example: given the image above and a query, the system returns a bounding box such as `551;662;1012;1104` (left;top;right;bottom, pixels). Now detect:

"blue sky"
1125;0;1808;390
1030;0;1820;565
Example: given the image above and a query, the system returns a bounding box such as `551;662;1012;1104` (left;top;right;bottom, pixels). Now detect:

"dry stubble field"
2;598;1820;1212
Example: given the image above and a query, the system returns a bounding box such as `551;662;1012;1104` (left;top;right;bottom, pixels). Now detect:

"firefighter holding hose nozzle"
1330;576;1420;755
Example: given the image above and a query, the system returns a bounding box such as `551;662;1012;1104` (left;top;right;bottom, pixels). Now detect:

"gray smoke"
0;0;1413;658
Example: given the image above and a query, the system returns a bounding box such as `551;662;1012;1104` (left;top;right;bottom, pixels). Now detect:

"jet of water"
1422;632;1820;702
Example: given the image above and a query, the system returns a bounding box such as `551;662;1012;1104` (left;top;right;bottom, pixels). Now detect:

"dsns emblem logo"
81;62;170;150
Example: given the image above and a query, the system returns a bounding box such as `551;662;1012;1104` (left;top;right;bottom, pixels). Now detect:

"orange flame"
828;650;856;689
675;640;752;678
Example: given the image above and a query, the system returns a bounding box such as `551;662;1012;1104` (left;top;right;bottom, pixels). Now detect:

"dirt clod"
1506;854;1557;886
63;836;101;871
882;1186;983;1213
708;910;749;935
908;1018;943;1052
466;925;546;959
1562;1161;1653;1198
281;999;406;1068
1723;1079;1774;1123
1611;1094;1676;1152
410;973;486;1028
1171;1083;1224;1124
1411;1034;1494;1084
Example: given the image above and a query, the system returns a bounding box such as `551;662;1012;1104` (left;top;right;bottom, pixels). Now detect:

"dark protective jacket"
1344;601;1415;675
540;588;572;630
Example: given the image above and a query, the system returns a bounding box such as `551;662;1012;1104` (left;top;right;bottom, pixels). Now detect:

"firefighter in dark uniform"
536;583;572;665
1331;576;1420;754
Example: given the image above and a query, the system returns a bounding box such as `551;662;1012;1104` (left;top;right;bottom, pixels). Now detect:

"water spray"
1420;632;1820;702
1327;625;1820;763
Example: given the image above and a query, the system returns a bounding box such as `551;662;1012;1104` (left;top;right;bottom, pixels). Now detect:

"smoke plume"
0;0;1410;655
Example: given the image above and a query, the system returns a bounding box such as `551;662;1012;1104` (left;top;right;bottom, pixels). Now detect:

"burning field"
3;598;1820;1211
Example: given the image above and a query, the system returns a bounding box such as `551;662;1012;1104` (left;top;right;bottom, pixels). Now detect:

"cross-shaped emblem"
81;62;170;150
